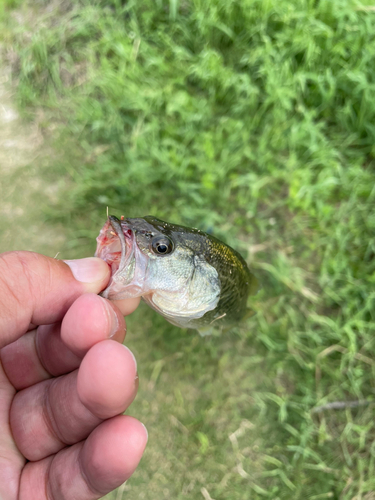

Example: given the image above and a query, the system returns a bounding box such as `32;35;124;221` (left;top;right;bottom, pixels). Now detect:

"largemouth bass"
95;216;258;333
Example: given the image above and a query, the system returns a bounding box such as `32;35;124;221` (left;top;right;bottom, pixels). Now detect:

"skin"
0;251;145;500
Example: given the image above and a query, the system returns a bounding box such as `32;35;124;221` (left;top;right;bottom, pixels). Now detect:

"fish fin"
242;308;256;321
221;325;234;335
198;324;232;337
197;326;215;337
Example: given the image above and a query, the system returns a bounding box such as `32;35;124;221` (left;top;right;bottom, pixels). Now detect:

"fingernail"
101;298;120;338
64;258;108;283
123;345;138;373
141;422;148;441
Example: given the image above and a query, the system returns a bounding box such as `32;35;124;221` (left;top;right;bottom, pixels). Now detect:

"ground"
1;1;375;499
0;59;65;255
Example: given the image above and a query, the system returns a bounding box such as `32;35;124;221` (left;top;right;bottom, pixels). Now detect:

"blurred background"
1;0;375;498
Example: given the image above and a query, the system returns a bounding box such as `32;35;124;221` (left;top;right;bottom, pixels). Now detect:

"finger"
10;341;138;461
61;294;126;357
0;251;110;347
112;296;141;316
19;416;147;500
0;362;25;499
0;294;126;390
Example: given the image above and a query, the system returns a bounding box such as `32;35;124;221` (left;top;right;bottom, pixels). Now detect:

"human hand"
0;251;146;500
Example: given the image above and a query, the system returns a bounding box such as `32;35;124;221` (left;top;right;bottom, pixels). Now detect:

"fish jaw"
95;216;148;300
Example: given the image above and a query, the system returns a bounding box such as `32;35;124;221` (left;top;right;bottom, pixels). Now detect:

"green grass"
2;0;375;497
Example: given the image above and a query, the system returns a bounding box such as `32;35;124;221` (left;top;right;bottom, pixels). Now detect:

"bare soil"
0;63;66;255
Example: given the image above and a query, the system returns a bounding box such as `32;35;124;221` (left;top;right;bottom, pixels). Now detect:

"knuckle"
0;252;45;339
0;252;28;315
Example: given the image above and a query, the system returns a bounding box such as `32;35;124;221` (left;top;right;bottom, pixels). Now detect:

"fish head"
95;216;221;324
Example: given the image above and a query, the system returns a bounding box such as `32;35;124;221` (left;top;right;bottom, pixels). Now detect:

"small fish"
95;216;258;334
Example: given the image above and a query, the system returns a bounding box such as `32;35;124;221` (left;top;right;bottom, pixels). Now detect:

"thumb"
0;251;110;348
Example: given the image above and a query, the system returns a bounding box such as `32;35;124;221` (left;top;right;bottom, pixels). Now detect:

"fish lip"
108;215;130;272
96;216;149;300
95;215;135;286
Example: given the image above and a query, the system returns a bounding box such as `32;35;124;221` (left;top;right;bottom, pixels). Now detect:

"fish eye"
151;235;173;255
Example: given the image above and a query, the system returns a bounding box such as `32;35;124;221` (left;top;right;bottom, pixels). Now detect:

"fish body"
95;216;258;332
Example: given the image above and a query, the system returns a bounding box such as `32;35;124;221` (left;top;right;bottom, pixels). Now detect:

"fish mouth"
95;215;133;274
95;215;138;299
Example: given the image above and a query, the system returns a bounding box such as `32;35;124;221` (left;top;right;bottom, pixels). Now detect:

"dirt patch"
0;63;66;255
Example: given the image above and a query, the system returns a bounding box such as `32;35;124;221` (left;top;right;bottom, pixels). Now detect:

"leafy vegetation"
2;0;375;497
